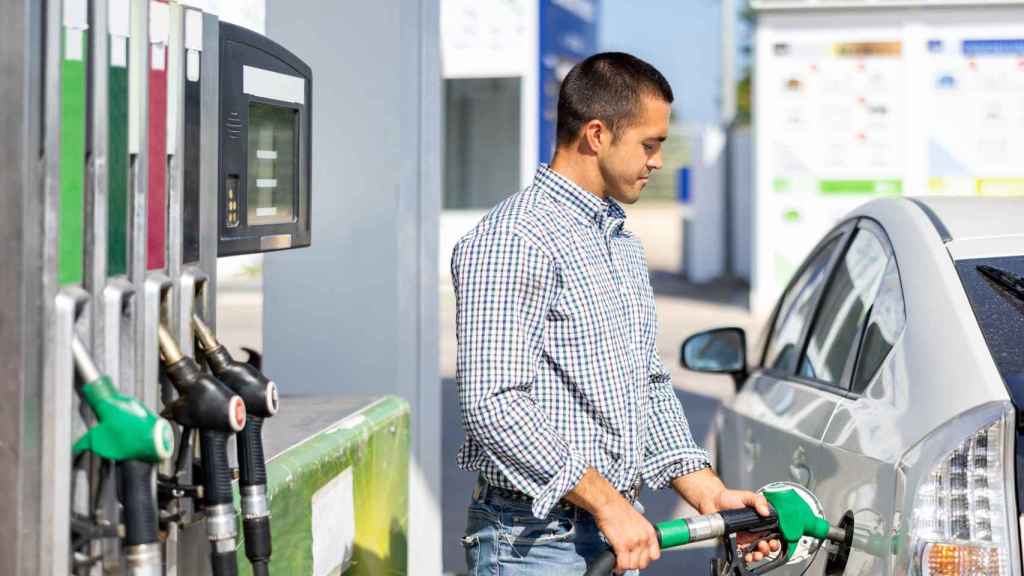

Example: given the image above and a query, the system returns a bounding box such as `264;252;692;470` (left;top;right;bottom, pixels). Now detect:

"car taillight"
912;414;1012;575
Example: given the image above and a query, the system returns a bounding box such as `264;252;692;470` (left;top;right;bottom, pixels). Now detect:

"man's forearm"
564;467;629;515
670;468;727;514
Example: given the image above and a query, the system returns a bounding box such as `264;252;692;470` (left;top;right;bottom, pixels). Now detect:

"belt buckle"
624;482;641;503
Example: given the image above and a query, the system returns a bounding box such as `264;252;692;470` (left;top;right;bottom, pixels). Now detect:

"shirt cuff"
645;452;712;491
530;450;588;519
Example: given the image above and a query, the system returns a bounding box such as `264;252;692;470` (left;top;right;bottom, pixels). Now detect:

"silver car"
682;197;1024;575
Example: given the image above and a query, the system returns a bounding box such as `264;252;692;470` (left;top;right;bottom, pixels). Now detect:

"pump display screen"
219;21;311;256
247;102;297;226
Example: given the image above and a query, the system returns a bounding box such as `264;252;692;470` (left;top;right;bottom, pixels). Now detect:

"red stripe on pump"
147;44;168;270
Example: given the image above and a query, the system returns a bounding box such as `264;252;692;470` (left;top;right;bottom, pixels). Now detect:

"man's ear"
580;119;609;155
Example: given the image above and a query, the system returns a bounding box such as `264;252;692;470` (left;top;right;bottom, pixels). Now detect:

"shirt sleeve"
642;351;712;490
452;229;587;518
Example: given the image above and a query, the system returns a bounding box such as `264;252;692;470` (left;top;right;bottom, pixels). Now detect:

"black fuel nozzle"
193;314;277;575
193;314;279;420
158;325;245;576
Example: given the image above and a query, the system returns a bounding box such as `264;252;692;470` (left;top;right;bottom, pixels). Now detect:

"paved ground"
440;203;766;575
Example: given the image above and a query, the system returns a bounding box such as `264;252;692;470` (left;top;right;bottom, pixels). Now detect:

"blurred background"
204;1;1024;574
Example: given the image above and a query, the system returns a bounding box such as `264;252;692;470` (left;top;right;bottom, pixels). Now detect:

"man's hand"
697;488;782;564
671;469;781;565
593;495;660;573
566;468;660;573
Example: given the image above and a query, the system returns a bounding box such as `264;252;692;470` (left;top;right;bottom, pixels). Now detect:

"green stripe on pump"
108;38;129;277
656;518;691;549
58;29;88;286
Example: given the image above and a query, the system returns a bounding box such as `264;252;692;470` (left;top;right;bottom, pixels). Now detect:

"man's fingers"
769;539;781;551
612;544;630;573
629;547;643;571
756;540;771;555
752;493;771;516
648;526;661;561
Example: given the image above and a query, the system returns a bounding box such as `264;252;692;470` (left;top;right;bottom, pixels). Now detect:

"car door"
808;219;907;576
717;221;857;568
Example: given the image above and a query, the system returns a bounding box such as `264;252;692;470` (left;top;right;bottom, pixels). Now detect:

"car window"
850;255;905;393
763;236;843;374
800;229;889;387
955;256;1024;396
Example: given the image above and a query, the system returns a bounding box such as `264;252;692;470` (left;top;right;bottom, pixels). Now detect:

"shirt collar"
534;164;627;228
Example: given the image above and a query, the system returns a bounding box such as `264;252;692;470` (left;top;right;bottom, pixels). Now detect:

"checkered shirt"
451;164;711;519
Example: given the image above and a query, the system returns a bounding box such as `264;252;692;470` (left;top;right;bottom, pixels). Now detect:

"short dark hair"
555;52;673;147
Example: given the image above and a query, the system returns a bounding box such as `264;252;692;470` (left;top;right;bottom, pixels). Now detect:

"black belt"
474;477;641;511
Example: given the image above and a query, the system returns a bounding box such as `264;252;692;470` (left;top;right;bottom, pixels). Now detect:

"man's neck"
549;151;606;201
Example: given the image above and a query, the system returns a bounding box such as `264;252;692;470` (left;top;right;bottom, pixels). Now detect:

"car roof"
909;197;1024;243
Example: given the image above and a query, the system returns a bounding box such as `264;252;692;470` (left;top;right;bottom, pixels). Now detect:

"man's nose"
648;152;663;171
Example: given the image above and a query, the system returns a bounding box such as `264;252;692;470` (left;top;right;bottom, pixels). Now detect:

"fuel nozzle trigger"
718;532;791;576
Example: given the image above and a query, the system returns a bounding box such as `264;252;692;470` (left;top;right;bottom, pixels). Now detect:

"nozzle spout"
71;334;102;383
158;324;184;365
192;314;221;353
828;525;847;543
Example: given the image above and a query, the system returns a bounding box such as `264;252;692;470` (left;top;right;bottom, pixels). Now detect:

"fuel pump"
71;335;174;576
157;325;246;576
193;314;279;574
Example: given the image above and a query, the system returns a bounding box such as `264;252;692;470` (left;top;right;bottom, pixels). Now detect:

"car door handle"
789;446;814;487
742;430;760;473
743;433;760;461
789;463;812;486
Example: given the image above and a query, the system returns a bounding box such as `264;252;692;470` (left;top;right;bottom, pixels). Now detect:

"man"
452;52;777;574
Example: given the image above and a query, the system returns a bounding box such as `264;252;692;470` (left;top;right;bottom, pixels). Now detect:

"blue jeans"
462;488;638;575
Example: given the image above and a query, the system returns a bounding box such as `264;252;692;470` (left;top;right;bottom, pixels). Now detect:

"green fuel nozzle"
193;314;277;575
71;335;174;463
585;483;846;576
70;335;171;574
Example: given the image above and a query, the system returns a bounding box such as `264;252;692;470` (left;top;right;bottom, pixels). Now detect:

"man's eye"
643;143;654;152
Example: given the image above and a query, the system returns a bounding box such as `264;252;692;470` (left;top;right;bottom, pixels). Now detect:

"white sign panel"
923;35;1024;197
753;9;1024;313
442;0;530;78
311;467;356;576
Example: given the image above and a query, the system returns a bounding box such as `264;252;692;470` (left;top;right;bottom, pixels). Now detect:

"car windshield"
956;256;1024;406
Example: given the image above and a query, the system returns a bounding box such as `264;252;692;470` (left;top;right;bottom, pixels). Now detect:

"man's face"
597;95;670;205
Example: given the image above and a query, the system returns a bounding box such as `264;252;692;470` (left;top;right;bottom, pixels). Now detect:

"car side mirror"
680;328;748;389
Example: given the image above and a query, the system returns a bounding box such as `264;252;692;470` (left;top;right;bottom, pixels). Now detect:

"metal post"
0;0;45;573
721;0;737;279
41;0;93;572
103;0;138;399
129;0;149;404
86;3;117;572
199;13;219;303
